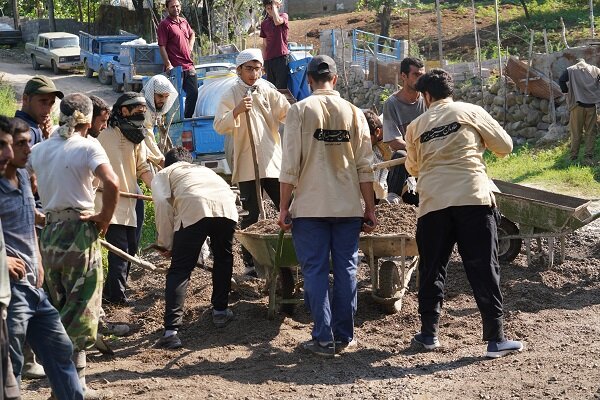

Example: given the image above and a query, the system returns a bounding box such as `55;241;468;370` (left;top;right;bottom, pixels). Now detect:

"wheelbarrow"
360;234;419;314
235;229;420;317
493;179;600;267
234;230;300;319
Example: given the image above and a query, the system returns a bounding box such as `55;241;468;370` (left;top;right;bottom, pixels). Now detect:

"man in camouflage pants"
29;94;119;399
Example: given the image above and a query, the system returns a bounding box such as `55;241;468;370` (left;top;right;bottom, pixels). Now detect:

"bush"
0;75;18;117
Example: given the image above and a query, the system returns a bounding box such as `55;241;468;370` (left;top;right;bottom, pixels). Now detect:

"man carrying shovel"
214;48;290;278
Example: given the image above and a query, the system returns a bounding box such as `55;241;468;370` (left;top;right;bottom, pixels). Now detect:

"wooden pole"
590;0;595;38
560;17;570;48
472;0;483;103
435;0;444;67
99;239;163;272
525;30;534;98
494;0;502;77
244;87;265;220
543;29;557;125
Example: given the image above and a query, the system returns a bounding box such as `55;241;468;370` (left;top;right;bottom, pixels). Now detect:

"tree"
357;0;406;39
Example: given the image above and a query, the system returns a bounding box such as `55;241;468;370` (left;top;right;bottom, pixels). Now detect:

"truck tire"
51;60;60;75
31;56;40;71
112;77;123;93
98;67;112;85
124;82;134;92
497;216;522;264
84;61;94;78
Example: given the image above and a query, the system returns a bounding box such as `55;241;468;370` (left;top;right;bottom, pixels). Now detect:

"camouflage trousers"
40;220;103;352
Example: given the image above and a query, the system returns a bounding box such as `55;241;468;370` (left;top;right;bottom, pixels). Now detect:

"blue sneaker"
486;339;523;358
413;333;440;350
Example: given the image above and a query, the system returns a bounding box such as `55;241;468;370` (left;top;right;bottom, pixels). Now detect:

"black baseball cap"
307;55;337;75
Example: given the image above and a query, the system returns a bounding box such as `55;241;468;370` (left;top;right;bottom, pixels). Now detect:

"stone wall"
287;0;359;17
20;19;87;43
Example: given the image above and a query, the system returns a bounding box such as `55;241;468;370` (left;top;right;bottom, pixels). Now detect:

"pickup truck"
79;31;138;85
112;41;163;93
25;32;81;74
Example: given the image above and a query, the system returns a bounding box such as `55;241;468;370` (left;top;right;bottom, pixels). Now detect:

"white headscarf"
236;48;264;68
56;109;93;139
142;74;179;115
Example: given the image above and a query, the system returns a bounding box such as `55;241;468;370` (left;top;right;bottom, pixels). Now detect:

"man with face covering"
96;93;153;306
142;74;179;169
213;48;290;277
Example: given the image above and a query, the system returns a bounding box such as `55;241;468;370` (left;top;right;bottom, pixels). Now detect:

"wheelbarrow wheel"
278;267;296;315
378;260;400;298
497;217;522;263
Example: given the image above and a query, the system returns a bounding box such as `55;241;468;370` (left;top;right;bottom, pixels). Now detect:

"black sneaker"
212;309;234;328
155;334;182;349
413;332;440;350
302;340;335;357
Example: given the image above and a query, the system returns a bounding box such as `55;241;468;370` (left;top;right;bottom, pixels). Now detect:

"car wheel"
51;60;60;75
31;56;40;70
84;61;93;78
123;82;134;92
98;67;112;85
112;77;123;93
497;216;522;263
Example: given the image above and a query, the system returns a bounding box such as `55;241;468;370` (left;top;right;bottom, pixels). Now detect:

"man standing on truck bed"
158;0;197;118
214;48;290;278
260;0;289;89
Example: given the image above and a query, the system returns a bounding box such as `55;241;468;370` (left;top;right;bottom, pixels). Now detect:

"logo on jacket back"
420;122;461;143
313;129;350;143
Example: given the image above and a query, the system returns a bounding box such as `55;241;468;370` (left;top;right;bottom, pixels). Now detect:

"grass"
485;142;600;198
0;75;18;117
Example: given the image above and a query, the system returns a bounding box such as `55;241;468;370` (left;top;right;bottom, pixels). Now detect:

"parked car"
0;23;22;48
24;32;81;74
79;31;138;85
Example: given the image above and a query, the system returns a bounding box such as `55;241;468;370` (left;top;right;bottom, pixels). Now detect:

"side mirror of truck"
113;55;119;61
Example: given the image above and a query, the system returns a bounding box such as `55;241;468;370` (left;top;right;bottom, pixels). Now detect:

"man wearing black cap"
278;55;377;357
96;92;153;306
15;75;64;146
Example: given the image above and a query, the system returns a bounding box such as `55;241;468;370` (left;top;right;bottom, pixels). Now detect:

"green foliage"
139;182;156;253
379;87;393;103
485;143;600;198
0;76;17;117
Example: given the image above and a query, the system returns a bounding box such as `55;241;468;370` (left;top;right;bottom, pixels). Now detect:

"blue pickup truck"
112;42;163;93
79;31;138;85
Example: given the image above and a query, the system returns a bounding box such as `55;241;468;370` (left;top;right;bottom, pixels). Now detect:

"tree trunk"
378;3;392;53
132;0;146;38
76;0;84;22
519;0;530;19
11;0;19;29
47;0;56;32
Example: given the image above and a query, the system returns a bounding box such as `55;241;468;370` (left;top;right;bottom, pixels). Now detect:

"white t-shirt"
30;134;110;212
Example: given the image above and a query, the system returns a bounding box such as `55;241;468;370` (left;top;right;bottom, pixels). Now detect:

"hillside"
288;1;598;62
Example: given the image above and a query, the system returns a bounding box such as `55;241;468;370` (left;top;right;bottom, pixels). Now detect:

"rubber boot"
73;351;103;400
23;343;46;379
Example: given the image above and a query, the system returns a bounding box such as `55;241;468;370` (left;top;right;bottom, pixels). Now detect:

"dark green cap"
23;75;64;99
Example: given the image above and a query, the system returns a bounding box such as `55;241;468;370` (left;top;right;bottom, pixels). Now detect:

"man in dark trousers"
260;0;289;89
405;69;522;358
158;0;197;118
152;147;238;349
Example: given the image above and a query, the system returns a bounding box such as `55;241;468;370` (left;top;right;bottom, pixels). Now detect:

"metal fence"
351;29;405;69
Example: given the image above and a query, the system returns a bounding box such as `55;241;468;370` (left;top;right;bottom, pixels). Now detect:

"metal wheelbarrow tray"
493;179;600;267
235;230;420;317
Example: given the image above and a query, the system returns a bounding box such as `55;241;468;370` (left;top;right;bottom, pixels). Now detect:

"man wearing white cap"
214;48;290;277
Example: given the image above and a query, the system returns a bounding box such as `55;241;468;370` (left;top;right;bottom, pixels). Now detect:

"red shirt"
157;16;194;71
260;13;289;61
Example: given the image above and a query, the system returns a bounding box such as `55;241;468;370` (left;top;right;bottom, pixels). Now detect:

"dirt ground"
2;31;600;400
16;206;600;400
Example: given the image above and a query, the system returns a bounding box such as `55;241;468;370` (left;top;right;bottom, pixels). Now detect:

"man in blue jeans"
279;55;377;357
0;117;82;398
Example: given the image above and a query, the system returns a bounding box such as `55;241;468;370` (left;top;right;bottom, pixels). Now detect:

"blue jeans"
292;217;362;343
7;284;83;399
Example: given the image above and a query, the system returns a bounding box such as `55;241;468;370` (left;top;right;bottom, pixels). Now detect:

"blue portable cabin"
79;31;138;85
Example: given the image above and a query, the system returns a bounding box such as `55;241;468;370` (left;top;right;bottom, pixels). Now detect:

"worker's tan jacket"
151;162;238;250
405;98;513;218
95;126;151;227
280;89;374;218
213;80;290;184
